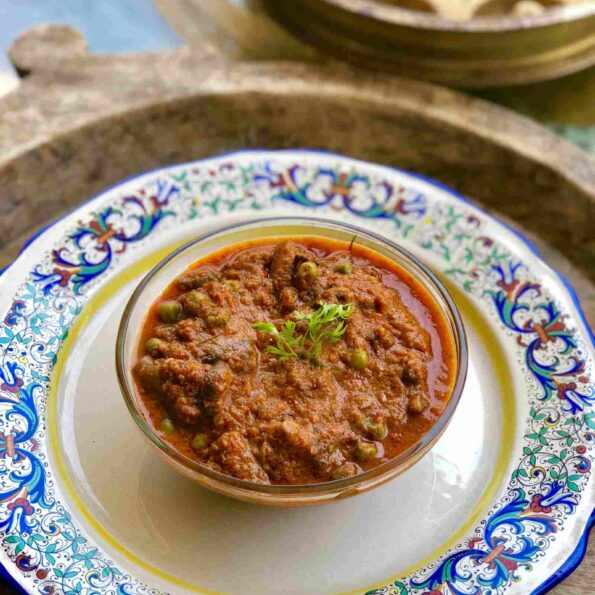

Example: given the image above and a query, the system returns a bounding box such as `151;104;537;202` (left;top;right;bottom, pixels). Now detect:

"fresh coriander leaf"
252;302;355;362
252;322;278;334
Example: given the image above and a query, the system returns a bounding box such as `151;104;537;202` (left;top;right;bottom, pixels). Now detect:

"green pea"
177;272;215;290
134;356;161;390
191;433;209;450
161;418;175;435
225;280;242;292
207;309;231;328
349;349;369;370
335;261;352;274
182;290;209;315
296;261;318;289
158;300;181;323
367;420;388;441
145;338;164;356
355;441;378;461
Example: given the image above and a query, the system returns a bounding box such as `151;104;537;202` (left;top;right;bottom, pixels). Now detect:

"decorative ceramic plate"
0;150;593;595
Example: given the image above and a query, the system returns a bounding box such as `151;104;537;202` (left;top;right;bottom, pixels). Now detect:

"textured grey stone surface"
0;24;593;594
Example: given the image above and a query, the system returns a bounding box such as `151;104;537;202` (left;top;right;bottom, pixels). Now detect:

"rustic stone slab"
0;25;592;594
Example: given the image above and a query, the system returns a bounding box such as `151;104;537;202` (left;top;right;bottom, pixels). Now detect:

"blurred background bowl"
264;0;595;87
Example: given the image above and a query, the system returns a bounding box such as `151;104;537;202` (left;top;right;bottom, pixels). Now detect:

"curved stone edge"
8;24;88;77
0;25;593;300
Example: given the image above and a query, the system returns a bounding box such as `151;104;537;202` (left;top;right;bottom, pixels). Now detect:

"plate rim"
0;147;592;595
2;148;593;348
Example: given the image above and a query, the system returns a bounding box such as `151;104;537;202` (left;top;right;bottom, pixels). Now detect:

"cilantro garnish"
253;302;355;362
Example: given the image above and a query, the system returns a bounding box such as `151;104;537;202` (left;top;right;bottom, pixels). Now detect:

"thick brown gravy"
134;237;457;485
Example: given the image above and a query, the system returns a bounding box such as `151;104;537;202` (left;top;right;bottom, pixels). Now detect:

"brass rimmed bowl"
265;0;595;87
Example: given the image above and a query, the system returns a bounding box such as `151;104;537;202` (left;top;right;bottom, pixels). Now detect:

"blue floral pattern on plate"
0;152;592;594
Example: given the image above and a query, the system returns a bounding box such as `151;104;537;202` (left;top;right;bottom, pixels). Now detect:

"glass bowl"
116;217;468;506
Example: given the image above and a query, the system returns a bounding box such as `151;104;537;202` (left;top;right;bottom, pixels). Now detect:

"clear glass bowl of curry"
116;217;468;506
